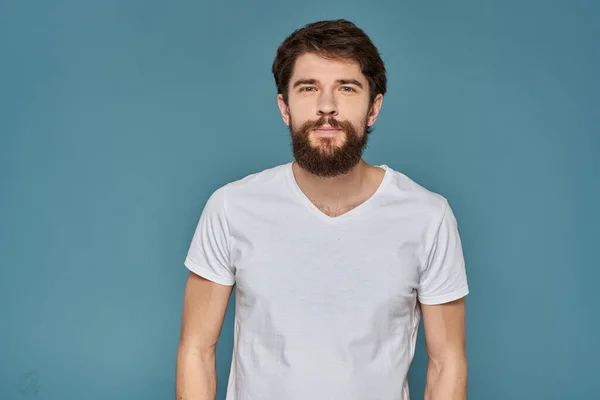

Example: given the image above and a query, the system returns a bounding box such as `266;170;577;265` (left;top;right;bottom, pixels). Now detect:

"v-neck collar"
285;162;391;224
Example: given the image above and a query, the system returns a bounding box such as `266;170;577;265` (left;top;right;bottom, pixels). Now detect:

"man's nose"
317;92;338;117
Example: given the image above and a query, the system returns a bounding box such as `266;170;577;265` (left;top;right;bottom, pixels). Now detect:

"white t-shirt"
185;162;469;400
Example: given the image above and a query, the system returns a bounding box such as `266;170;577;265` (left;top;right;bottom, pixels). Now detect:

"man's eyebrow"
292;79;317;88
337;79;364;89
292;78;364;89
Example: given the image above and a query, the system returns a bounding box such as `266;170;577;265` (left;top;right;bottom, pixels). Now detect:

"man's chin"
309;142;343;156
309;133;346;146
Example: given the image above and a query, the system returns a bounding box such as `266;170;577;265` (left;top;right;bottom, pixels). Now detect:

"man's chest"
229;216;424;331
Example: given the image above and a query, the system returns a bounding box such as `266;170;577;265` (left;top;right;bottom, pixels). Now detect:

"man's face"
277;53;383;177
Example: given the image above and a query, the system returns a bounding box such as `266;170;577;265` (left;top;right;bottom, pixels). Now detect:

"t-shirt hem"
184;258;235;286
418;285;469;305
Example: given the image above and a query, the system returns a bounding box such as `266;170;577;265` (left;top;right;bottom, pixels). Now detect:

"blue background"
1;0;598;399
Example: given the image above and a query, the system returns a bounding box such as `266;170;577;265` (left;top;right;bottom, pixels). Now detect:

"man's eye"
340;86;355;92
300;87;316;92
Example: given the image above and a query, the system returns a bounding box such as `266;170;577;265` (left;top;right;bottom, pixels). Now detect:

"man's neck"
291;159;380;208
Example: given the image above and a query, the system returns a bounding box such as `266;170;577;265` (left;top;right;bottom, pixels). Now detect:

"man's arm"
176;271;233;400
421;297;468;400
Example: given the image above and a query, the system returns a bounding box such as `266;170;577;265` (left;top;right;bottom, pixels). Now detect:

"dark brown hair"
272;19;387;105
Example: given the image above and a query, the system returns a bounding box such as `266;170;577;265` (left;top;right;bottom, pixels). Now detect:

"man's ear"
277;94;290;126
367;93;384;127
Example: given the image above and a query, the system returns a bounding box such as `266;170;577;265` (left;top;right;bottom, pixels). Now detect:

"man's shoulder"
210;162;290;199
383;165;449;215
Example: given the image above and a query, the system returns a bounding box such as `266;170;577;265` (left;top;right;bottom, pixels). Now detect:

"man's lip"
314;127;340;131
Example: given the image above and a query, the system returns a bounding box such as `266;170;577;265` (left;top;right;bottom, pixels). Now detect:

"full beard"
288;114;369;178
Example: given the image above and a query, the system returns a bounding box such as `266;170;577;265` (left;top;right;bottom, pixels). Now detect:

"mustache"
293;115;358;137
307;116;344;130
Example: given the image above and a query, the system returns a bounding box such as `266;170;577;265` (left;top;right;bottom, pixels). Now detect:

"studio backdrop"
1;0;598;399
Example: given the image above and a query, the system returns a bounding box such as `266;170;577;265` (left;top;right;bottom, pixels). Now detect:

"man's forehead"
291;53;365;81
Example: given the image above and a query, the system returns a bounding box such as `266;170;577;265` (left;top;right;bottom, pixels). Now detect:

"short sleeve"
184;187;236;286
418;200;469;305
